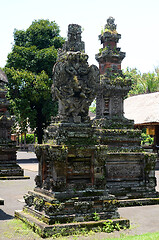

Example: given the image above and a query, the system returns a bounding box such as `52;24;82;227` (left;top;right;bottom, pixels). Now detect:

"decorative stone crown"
104;16;117;31
62;24;85;52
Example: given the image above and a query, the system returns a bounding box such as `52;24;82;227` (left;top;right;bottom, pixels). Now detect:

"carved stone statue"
52;24;99;123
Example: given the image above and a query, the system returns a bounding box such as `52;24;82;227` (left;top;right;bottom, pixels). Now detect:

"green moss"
101;27;118;35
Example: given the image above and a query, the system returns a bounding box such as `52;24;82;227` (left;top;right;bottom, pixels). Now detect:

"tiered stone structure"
94;17;158;198
0;70;26;179
15;24;129;237
95;16;132;127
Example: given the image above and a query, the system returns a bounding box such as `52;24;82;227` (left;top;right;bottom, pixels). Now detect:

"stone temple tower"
93;17;158;198
95;16;132;127
96;16;125;75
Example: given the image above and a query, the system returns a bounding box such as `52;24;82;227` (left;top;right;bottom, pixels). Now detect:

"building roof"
124;92;159;125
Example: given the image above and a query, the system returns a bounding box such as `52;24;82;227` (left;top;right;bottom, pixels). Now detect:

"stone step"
0;175;30;180
15;209;129;238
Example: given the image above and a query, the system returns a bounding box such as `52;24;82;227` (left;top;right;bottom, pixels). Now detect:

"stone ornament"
104;16;116;31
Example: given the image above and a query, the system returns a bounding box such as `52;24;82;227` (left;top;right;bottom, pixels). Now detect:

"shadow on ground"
0;209;13;220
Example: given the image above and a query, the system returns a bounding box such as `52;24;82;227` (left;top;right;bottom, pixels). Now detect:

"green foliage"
14;19;62;49
141;132;154;145
101;27;117;35
20;134;37;144
99;46;108;55
5;19;64;143
5;67;56;141
89;99;96;114
102;220;113;232
6;45;58;78
103;231;159;239
92;212;100;221
125;67;159;96
9;20;64;78
89;106;96;114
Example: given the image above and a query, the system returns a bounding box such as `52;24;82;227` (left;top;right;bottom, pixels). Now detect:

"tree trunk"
36;107;44;144
37;126;43;144
17;133;19;146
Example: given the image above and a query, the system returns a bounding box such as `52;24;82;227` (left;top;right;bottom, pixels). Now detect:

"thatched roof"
0;69;8;83
124;92;159;125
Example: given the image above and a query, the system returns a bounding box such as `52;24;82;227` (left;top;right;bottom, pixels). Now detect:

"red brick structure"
95;16;125;75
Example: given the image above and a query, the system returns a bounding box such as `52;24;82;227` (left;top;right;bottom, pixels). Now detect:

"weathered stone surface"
23;189;119;224
15;209;129;238
94;17;158;199
18;24;126;234
52;49;99;123
0;70;25;179
95;17;131;123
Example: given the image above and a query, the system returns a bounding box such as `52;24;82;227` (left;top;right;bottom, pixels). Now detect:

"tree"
124;67;159;96
5;19;64;143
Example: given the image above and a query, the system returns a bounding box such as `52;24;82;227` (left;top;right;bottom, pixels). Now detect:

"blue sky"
1;0;159;73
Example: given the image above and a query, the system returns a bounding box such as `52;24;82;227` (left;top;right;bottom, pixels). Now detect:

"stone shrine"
15;24;129;237
94;17;158;198
0;70;27;179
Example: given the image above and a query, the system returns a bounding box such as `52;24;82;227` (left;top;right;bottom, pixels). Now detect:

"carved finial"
104;16;116;31
63;24;85;52
68;24;82;35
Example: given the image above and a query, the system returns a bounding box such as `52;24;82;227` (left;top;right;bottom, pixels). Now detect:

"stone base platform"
15;210;130;238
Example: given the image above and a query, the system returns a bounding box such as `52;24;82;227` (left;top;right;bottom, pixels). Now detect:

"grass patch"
1;219;41;239
2;219;159;240
102;232;159;240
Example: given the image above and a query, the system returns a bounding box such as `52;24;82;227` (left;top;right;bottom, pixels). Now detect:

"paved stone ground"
0;151;159;239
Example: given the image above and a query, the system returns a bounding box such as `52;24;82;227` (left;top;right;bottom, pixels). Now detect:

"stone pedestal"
15;123;130;237
16;123;129;237
22;123;122;225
